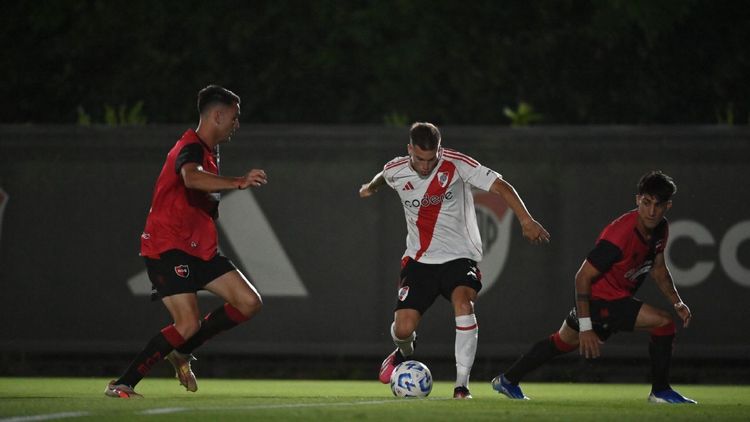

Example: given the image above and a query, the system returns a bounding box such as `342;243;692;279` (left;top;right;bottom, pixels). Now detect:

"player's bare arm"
650;252;692;328
181;163;267;192
359;171;386;198
237;169;268;189
575;260;603;359
489;178;550;244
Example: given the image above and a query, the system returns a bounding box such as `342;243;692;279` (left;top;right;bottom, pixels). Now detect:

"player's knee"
232;296;262;319
393;324;415;341
454;301;474;317
654;310;673;327
559;322;580;346
175;320;201;339
651;319;676;336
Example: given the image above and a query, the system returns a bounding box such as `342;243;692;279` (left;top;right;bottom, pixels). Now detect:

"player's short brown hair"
197;85;240;114
409;122;441;150
638;170;677;202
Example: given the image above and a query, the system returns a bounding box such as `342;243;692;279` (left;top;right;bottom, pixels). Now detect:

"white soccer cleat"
104;380;143;398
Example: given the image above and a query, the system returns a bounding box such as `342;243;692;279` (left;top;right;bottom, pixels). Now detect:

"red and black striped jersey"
140;129;221;261
587;210;669;300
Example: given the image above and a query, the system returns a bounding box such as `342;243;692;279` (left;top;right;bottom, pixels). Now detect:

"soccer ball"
390;360;432;398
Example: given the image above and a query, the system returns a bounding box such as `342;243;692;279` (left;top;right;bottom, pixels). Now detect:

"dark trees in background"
2;0;748;125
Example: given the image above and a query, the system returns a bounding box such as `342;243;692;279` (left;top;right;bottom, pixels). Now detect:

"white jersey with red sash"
382;148;500;264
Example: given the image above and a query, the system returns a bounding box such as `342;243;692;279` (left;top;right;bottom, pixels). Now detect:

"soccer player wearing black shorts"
360;122;550;399
491;171;697;404
105;85;267;398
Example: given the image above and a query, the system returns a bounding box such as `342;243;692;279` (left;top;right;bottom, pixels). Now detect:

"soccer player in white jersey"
359;122;550;399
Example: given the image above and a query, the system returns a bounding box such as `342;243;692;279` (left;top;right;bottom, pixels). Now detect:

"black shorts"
144;249;237;299
565;297;643;341
395;257;482;315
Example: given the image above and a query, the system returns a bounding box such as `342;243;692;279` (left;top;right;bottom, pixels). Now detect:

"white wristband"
579;317;593;332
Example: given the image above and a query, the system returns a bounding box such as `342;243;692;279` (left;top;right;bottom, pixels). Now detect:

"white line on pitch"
138;397;450;415
0;412;91;422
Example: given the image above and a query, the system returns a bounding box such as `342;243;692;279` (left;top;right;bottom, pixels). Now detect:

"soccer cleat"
379;349;405;384
491;373;529;400
104;381;143;398
648;388;697;404
453;386;472;399
166;350;198;392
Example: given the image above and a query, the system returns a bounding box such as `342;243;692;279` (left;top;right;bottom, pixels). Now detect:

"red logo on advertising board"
472;190;513;296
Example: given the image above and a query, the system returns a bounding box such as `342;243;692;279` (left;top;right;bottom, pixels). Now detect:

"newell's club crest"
174;265;190;278
128;190;309;298
472;190;514;295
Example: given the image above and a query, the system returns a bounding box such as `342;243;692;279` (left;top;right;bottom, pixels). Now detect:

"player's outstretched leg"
166;350;198;392
104;325;186;398
492;330;576;400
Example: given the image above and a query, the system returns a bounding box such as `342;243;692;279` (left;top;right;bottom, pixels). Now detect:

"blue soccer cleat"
491;374;529;400
648;388;697;404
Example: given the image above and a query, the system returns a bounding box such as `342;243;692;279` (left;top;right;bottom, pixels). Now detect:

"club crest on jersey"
437;171;449;188
398;286;410;302
174;265;190;278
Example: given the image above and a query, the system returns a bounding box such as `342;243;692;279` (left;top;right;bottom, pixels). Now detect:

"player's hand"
521;219;550;245
579;330;602;359
675;302;692;328
359;183;376;198
238;169;267;189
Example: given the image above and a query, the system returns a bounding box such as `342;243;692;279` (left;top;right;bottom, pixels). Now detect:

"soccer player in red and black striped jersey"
492;171;696;404
106;85;267;398
360;122;550;399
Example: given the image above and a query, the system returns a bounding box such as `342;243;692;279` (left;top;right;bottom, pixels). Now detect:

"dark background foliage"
2;0;748;124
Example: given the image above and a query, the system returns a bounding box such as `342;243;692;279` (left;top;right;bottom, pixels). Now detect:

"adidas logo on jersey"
402;182;415;191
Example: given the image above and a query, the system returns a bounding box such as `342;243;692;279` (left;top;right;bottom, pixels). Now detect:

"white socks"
455;314;478;388
390;322;415;357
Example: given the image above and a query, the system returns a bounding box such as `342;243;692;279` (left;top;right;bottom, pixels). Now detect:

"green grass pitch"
1;378;748;421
